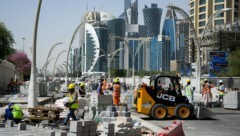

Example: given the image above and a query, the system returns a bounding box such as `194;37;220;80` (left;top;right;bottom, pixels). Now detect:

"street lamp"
28;0;42;108
95;47;124;79
53;50;67;77
22;37;25;53
168;5;231;93
44;42;63;79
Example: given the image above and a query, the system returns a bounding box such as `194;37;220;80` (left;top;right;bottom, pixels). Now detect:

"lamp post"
28;0;42;108
53;50;67;77
168;5;231;93
44;42;63;80
22;37;25;53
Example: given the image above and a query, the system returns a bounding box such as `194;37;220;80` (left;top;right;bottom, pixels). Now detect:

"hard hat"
186;79;191;83
68;83;75;90
80;82;85;87
219;80;223;83
113;78;119;83
204;79;208;82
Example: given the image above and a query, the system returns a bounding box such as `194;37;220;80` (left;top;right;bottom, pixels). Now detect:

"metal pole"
28;0;42;108
22;37;25;53
53;50;67;77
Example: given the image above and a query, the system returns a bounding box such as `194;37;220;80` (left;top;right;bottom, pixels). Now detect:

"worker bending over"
113;78;121;106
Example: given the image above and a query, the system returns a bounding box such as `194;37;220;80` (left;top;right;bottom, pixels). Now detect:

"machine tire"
151;104;168;120
175;103;192;120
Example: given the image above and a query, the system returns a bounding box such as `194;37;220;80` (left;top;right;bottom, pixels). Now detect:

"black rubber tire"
151;104;168;120
175;103;192;120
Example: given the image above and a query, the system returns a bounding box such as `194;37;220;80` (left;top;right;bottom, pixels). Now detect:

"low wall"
0;60;15;87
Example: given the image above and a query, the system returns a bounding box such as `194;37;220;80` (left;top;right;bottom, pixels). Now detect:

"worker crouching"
5;103;24;124
63;84;78;126
113;78;121;106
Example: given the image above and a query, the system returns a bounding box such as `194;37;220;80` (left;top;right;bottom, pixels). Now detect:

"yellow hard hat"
204;79;208;82
186;79;191;83
68;83;75;90
114;78;119;83
80;82;85;87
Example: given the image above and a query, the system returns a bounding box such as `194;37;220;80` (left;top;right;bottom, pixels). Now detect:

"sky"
0;0;188;72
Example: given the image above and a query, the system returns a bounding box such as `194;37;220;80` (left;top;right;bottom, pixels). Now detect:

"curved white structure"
84;23;100;73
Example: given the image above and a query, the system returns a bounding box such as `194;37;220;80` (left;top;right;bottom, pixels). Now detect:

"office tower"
162;5;177;60
107;19;125;69
149;36;162;71
119;0;138;24
143;3;163;37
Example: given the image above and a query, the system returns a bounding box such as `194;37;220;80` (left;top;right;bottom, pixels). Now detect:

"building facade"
143;3;163;37
119;0;138;24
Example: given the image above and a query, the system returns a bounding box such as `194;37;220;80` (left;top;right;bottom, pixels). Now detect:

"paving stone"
7;120;14;127
40;120;49;126
70;121;82;133
59;131;67;136
46;131;55;136
124;122;133;127
0;123;5;128
107;106;116;112
110;112;118;117
83;120;95;126
59;126;67;131
67;132;81;136
18;123;26;130
89;125;97;131
116;117;132;122
115;132;126;136
82;126;90;132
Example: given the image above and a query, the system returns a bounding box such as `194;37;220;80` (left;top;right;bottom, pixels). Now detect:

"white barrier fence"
0;60;15;87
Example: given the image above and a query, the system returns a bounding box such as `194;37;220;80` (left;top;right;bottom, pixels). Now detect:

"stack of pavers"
100;105;131;122
68;120;98;136
99;106;142;136
97;95;113;112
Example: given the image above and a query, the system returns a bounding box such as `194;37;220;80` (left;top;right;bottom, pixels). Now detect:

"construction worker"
112;78;121;106
79;82;86;97
184;79;195;104
5;103;24;124
97;82;104;95
63;84;78;126
217;80;225;106
202;79;212;107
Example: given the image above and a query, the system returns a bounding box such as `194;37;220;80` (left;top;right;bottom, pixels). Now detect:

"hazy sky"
0;0;188;72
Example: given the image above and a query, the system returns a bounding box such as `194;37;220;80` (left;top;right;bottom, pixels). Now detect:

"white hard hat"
219;80;223;83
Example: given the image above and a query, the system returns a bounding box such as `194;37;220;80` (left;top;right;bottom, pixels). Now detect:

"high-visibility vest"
113;84;121;97
218;85;225;95
68;92;78;109
12;105;23;119
185;85;193;96
202;85;210;95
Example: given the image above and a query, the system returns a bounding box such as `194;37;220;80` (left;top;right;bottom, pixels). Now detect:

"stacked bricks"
68;120;97;136
103;122;115;136
99;105;131;123
115;117;142;136
97;95;113;112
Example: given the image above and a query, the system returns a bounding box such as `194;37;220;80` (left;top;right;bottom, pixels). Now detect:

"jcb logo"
157;94;176;102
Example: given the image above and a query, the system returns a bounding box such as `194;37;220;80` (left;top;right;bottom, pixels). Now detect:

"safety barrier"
156;120;185;136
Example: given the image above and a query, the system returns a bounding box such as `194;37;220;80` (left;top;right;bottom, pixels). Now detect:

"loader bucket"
194;106;214;119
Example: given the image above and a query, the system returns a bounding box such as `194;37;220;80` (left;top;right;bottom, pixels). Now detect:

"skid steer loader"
133;75;212;120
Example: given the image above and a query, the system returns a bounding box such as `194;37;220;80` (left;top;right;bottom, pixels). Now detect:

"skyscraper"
143;3;163;37
119;0;138;24
162;5;177;60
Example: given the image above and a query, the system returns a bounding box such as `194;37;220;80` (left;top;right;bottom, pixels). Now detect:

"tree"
228;49;240;76
0;22;15;60
7;52;31;76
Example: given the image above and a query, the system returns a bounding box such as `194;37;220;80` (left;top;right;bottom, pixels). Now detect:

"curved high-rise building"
119;0;138;24
162;5;177;60
143;4;162;37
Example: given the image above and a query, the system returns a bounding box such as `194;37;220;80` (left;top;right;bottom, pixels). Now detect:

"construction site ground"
0;90;239;136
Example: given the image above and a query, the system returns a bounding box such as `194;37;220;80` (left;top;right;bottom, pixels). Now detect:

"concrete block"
116;117;132;122
46;131;55;136
59;126;67;131
133;127;142;135
100;117;116;123
116;127;128;133
124;122;133;127
128;128;136;134
116;132;126;136
104;128;115;134
89;131;97;136
18;123;26;130
59;131;67;136
0;123;5;128
67;132;81;136
82;132;89;136
83;120;95;126
107;106;116;112
40;120;49;126
89;125;97;131
115;121;125;128
7;120;14;127
82;126;90;132
110;112;118;117
70;121;82;133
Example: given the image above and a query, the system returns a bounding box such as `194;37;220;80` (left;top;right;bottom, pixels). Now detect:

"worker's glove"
64;102;70;107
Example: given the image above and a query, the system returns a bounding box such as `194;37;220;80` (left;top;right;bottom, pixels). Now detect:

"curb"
131;114;163;133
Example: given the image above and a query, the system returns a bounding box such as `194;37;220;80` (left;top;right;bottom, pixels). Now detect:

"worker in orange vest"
112;78;121;106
